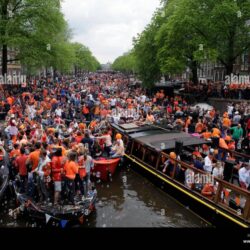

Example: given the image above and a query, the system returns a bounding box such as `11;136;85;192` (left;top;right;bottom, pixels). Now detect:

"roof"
111;122;209;151
132;131;209;151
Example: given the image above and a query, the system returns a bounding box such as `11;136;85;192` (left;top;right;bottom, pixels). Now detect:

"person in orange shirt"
211;127;221;137
63;152;79;204
26;142;41;197
9;143;20;159
201;182;215;199
79;123;86;132
195;119;204;134
26;142;41;171
6;96;14;106
75;132;83;144
222;116;231;130
185;116;192;133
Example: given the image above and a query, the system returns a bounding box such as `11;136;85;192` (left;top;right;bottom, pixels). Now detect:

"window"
144;149;159;168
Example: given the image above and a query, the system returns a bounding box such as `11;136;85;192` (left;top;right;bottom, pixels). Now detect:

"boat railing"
220;147;250;160
161;152;250;222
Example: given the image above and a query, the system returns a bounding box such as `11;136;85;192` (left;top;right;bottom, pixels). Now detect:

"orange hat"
170;152;177;159
225;136;232;141
116;133;122;140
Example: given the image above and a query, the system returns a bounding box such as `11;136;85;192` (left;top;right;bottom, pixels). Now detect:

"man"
55;106;62;117
26;142;41;197
32;149;51;203
230;124;243;150
79;153;94;198
241;133;250;155
14;148;28;193
239;163;250;190
204;151;215;174
63;152;79;205
111;140;125;158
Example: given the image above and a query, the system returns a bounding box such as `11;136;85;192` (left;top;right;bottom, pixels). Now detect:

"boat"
110;122;250;228
93;158;121;182
11;180;97;227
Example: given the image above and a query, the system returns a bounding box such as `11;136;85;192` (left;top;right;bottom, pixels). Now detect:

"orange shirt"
64;161;79;180
82;106;89;114
223;118;231;128
202;132;212;139
28;150;40;171
7;97;14;106
219;138;229;150
75;136;83;144
94;106;100;115
201;184;214;198
212;128;221;137
9;149;20;159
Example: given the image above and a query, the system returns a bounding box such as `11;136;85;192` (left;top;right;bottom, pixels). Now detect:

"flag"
45;214;52;224
60;220;68;228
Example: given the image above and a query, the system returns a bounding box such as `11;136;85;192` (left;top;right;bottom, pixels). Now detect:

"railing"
161;152;250;222
111;123;250;223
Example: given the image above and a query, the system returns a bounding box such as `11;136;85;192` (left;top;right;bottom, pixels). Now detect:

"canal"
0;165;210;228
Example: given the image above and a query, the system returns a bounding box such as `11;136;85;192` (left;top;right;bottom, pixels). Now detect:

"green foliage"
0;0;100;75
112;51;137;73
114;0;250;85
72;42;101;72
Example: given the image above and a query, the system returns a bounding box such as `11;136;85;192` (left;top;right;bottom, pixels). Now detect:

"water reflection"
0;166;210;228
84;166;209;228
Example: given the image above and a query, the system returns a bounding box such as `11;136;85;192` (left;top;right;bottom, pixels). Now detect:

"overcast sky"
61;0;160;64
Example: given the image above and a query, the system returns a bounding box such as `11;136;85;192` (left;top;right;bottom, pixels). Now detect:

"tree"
155;0;208;84
134;9;164;88
0;0;67;75
112;51;137;74
188;0;250;75
72;43;101;75
160;0;250;76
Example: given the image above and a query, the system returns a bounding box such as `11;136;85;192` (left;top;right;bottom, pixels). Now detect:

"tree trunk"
191;60;198;84
225;63;234;76
1;1;8;76
2;44;8;76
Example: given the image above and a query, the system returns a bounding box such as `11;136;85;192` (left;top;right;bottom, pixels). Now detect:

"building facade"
0;47;22;76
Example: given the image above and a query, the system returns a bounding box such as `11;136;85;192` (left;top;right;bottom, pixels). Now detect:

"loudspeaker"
211;137;219;148
175;141;183;155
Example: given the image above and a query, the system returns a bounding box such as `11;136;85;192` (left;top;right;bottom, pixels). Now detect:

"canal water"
0;166;210;228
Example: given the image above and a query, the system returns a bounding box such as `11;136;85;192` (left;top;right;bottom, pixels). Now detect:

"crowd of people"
183;81;250;100
0;72;249;208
